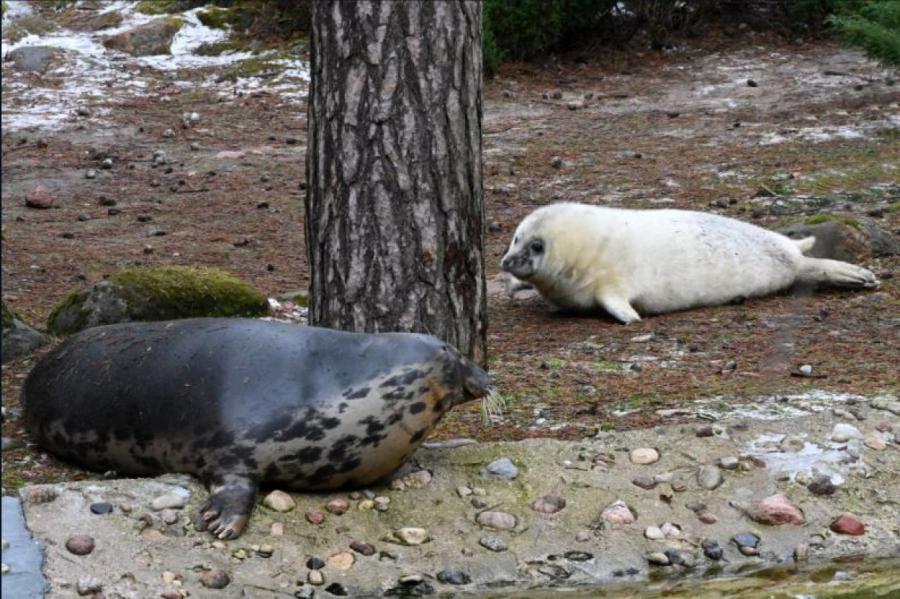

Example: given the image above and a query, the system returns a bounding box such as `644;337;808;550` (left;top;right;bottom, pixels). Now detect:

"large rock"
102;17;182;56
2;301;49;363
778;215;899;262
64;9;124;32
4;46;66;72
47;266;269;336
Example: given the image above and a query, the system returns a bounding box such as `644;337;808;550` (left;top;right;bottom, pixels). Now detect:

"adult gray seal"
22;318;489;539
500;203;878;323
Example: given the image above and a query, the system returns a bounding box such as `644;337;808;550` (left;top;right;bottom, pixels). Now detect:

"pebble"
403;469;433;488
190;142;200;151
299;557;325;572
393;527;429;545
750;493;805;525
437;569;471;585
76;577;102;596
719;456;739;470
77;213;91;222
794;543;810;561
85;169;97;179
350;540;375;556
471;498;488;509
89;502;113;515
632;474;657;490
101;158;113;169
831;512;865;535
647;552;670;566
478;536;507;552
270;522;284;536
326;497;349;515
807;474;836;496
695;425;715;438
701;540;723;561
65;535;95;555
325;583;348;596
660;522;682;538
327;551;354;570
653;472;674;483
630;447;660;465
161;571;177;584
575;530;591;542
151;493;187;511
456;485;472;497
685;500;706;512
644;526;665;540
697;465;723;490
831;423;862;442
162;128;175;138
476;510;517;530
670;479;686;493
255;544;273;558
864;434;887;450
601;500;635;525
531;493;566;514
798;364;813;376
550;156;563;169
357;499;375;510
25;184;55;209
160;509;179;525
374;496;390;512
307;570;324;586
732;532;760;553
697;510;718;524
480;457;518;480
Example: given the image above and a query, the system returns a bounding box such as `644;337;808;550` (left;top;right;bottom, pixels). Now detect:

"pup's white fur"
501;203;877;323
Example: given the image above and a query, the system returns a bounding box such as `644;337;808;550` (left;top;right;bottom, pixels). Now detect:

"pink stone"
601;500;636;525
325;498;349;515
697;510;718;524
25;184;54;209
306;510;326;525
750;493;805;526
531;494;566;514
831;512;865;536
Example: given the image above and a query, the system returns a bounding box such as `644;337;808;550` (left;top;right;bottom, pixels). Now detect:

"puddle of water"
745;433;853;485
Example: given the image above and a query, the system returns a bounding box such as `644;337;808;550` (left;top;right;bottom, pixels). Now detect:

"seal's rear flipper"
796;257;878;289
194;472;259;539
599;293;642;324
793;236;816;254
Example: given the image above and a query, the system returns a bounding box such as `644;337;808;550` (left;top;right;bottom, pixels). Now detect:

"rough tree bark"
306;0;486;363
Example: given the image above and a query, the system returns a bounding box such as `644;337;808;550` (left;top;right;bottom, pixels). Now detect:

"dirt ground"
2;27;898;493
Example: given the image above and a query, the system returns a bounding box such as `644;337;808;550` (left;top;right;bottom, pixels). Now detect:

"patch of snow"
745;434;852;485
1;0;32;22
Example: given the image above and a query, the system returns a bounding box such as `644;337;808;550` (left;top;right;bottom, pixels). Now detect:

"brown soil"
2;31;898;493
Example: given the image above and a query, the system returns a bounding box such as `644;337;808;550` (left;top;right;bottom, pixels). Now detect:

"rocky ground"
2;1;900;596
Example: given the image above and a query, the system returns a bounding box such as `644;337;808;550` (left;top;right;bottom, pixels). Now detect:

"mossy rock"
134;0;180;15
2;300;49;363
197;5;236;29
777;213;899;262
102;17;183;56
47;266;269;336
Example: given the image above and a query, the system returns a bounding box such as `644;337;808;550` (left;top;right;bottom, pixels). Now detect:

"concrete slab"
2;496;47;598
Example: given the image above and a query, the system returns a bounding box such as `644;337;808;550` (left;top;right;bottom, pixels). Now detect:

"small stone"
471;498;488;509
357;499;375;510
670;480;686;493
137;213;153;222
647;552;670;566
697;510;717;524
732;532;760;551
374;496;390;512
630;447;659;465
480;457;518;480
160;509;178;524
750;493;805;525
695;426;715;438
306;557;326;570
794;543;809;561
719;456;739;470
140;529;167;543
632;475;657;490
644;526;664;540
270;522;284;536
108;207;122;216
350;540;375;556
702;540;723;561
162;128;175;138
65;535;95;556
575;530;591;542
404;469;433;488
161;571;177;584
90;502;113;515
77;213;91;222
325;583;348;596
601;500;635;525
697;465;723;490
531;494;566;514
393;527;429;545
190;142;200;151
685;500;706;512
747;79;758;87
476;511;517;530
325;497;349;515
660;522;682;538
98;196;116;206
471;487;486;496
25;184;54;209
85;169;97;179
479;536;507;552
437;569;470;585
307;570;324;586
151;493;187;511
807;474;836;496
327;551;354;570
798;364;813;376
653;472;674;483
550;156;563;169
76;107;91;117
76;577;102;595
306;510;325;524
101;158;113;169
456;485;472;497
831;512;865;535
864;434;887;451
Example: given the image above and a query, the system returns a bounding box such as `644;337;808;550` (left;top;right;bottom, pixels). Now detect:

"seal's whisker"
480;388;508;426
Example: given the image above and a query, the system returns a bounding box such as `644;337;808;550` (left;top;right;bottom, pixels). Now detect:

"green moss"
219;56;282;82
48;266;269;335
1;1;8;16
197;6;235;29
2;300;15;330
803;213;862;229
135;0;179;15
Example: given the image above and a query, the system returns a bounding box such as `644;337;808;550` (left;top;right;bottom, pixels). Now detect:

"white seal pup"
500;203;878;324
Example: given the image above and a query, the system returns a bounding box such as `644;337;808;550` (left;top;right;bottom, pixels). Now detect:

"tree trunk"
306;0;486;363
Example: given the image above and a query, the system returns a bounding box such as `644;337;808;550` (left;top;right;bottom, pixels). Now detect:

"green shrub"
829;1;900;65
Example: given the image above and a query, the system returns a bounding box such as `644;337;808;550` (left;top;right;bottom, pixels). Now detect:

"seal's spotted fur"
23;318;489;539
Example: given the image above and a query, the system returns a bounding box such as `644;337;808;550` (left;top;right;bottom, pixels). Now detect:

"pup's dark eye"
530;240;544;254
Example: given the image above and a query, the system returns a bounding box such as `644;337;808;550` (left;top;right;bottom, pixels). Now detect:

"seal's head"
434;341;490;407
500;214;547;280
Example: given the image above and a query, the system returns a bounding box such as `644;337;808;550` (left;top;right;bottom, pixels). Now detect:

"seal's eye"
530;239;544;254
513;236;519;244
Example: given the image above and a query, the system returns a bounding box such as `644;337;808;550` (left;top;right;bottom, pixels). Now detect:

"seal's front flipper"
796;257;878;289
193;473;259;539
599;293;641;324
